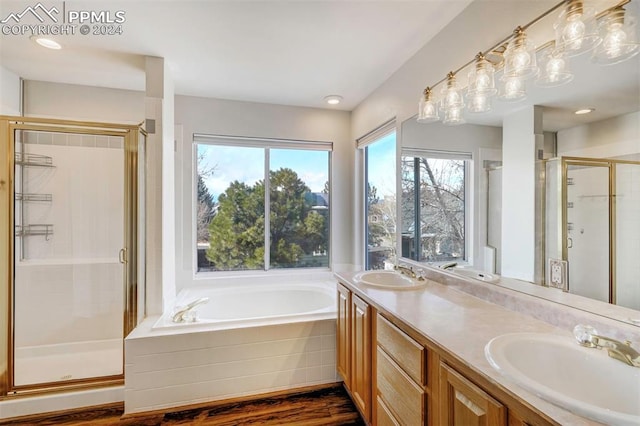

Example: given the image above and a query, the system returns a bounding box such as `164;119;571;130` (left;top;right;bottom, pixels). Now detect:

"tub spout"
172;297;209;323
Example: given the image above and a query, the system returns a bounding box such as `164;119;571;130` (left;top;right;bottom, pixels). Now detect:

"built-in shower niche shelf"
14;152;54;167
15;193;52;202
15;224;53;239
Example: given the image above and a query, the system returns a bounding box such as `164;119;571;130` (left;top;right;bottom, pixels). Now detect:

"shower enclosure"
0;116;145;396
546;157;640;309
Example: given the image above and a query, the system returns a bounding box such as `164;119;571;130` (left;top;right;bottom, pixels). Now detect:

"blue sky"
198;133;396;200
198;145;329;198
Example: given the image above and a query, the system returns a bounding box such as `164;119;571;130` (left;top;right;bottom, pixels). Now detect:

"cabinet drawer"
377;314;425;385
377;346;424;426
377;395;400;426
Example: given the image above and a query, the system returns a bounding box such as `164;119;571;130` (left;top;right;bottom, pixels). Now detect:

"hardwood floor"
3;385;364;425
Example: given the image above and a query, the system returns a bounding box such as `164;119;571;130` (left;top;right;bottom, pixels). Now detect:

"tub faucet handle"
172;297;210;323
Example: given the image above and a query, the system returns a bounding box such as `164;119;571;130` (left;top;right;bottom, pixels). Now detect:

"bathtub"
152;281;336;330
125;278;339;414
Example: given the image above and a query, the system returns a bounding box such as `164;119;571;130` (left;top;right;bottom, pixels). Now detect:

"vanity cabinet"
336;283;372;423
376;314;426;425
439;362;506;426
336;278;553;426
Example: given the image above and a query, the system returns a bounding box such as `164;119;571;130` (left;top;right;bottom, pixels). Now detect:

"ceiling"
0;0;473;110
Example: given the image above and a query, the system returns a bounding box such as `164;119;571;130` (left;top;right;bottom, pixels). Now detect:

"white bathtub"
126;278;339;414
152;281;336;329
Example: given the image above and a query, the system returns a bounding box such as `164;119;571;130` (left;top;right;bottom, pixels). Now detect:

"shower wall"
15;131;124;349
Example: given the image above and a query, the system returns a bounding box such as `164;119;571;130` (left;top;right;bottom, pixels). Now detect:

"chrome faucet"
394;264;425;281
439;261;458;270
172;297;209;323
574;324;640;367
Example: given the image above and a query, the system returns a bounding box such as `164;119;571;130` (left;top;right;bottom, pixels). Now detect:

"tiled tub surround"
124;276;338;414
335;268;640;426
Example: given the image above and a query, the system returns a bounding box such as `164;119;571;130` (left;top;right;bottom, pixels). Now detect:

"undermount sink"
451;267;499;283
353;270;426;290
485;332;640;426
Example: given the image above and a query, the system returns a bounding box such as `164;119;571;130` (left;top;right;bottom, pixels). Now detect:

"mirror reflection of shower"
545;157;640;310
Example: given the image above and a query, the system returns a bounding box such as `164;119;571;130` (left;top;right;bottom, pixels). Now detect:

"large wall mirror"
400;0;640;324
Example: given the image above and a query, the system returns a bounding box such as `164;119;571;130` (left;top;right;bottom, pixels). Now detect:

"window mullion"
264;148;270;271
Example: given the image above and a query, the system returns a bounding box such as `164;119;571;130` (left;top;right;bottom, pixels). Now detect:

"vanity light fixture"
554;0;601;57
592;6;640;65
575;108;595;114
324;95;343;105
536;42;574;87
30;36;61;50
417;87;440;122
416;0;632;126
466;53;497;113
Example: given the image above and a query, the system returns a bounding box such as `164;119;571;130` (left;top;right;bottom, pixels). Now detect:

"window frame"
400;149;472;264
193;134;333;276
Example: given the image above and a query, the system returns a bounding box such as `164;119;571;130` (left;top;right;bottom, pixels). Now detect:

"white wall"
401;119;502;269
501;106;542;282
0;66;20;115
174;95;353;290
557;111;640;158
24;80;144;124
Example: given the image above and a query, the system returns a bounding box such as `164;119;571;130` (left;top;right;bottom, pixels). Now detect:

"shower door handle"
119;248;127;264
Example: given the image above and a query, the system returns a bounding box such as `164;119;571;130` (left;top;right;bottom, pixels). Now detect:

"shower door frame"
0;115;145;397
561;156;640;304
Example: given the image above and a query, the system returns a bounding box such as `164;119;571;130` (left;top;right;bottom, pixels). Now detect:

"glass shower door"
13;128;125;388
564;162;610;302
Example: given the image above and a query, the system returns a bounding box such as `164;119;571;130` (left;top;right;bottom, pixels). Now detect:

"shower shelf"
15;153;54;167
15;224;54;239
15;193;52;202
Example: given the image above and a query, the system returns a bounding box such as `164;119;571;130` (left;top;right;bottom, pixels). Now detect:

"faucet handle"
573;324;599;347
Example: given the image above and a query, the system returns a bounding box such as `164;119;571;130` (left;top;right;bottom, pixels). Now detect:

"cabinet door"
337;283;351;384
351;294;371;422
440;363;506;426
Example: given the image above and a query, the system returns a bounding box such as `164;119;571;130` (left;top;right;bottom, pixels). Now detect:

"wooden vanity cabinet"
439;362;506;426
336;283;372;423
336;280;552;426
375;314;427;425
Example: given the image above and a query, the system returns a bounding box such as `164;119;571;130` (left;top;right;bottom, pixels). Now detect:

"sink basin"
451;267;499;283
353;270;426;290
485;333;640;425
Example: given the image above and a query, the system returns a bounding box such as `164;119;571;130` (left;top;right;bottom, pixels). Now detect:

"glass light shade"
467;58;497;95
498;75;527;102
417;95;440;123
440;73;464;112
467;92;492;113
554;1;601;57
536;49;574;87
442;106;465;126
592;8;640;65
503;30;539;79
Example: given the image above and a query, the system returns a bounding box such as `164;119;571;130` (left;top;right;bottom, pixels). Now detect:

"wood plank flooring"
4;385;364;425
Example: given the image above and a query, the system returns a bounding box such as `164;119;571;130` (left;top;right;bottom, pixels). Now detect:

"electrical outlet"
548;259;568;291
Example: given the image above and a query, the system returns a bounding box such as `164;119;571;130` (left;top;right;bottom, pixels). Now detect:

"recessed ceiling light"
30;36;61;50
324;95;343;105
575;108;595;115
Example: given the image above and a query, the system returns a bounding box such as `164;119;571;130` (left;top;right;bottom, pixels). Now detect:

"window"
195;135;331;272
359;122;396;270
401;151;469;263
